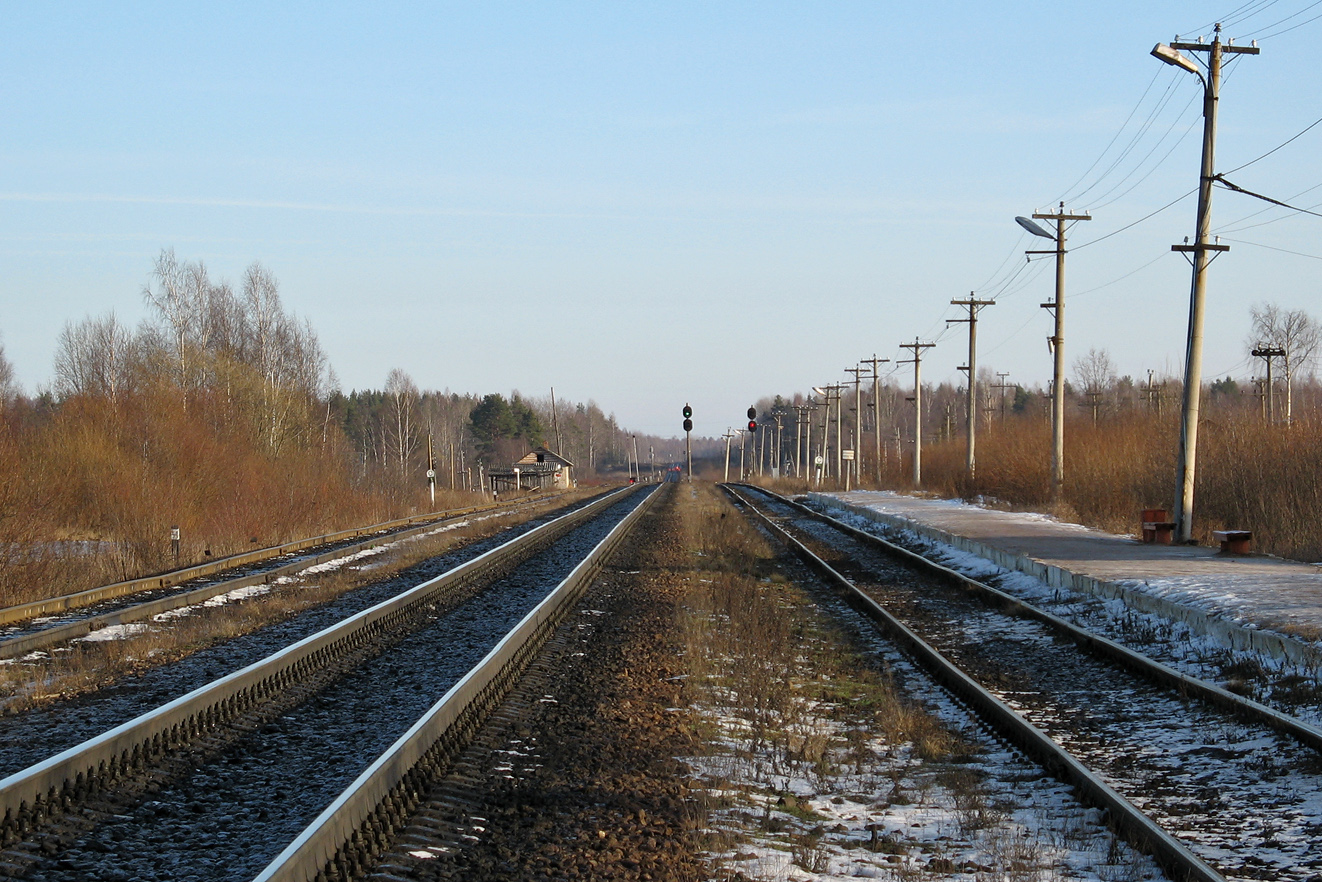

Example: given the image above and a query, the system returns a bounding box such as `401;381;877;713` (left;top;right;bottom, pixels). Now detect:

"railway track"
0;484;656;881
0;493;571;662
727;484;1322;882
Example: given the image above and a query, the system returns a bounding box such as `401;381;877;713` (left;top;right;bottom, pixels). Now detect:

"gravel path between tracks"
372;481;710;882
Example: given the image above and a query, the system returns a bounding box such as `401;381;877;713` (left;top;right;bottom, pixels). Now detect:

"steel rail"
0;493;572;661
0;492;564;631
0;485;638;847
726;484;1226;882
253;483;663;882
738;484;1322;754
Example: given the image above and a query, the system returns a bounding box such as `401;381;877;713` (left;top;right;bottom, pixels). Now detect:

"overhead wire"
1055;67;1165;205
1073;187;1198;251
1214;175;1322;217
1071;252;1171;298
1063;73;1186;206
1220;113;1322;176
1217;182;1322;232
1218;237;1322;259
1242;0;1322;38
1085;91;1202;210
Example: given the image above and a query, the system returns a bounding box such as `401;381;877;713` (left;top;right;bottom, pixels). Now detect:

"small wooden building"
487;447;574;494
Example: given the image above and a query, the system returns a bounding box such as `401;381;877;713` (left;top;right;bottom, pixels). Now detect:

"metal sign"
842;449;855;461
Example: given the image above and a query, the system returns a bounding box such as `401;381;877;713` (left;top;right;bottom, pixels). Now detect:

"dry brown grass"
676;484;960;776
759;405;1322;561
0;491;593;713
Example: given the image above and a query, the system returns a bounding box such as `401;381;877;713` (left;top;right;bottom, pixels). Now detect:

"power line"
1073;187;1197;251
1219;236;1322;259
1072;252;1170;298
1215;174;1322;217
1056;68;1167;205
1087;96;1202;210
1244;0;1322;38
1220;112;1322;176
1216;180;1322;232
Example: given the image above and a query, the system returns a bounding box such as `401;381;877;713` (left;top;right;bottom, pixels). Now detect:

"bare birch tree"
385;368;421;482
53;312;135;404
1072;348;1116;424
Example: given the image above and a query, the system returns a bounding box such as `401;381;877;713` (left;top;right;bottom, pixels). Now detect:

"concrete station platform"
811;490;1322;666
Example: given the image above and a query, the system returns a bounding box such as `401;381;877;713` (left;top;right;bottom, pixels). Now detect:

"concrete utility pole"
948;295;995;479
1252;346;1285;423
862;354;890;485
993;372;1013;421
898;339;936;488
1021;203;1091;505
722;428;736;482
1153;25;1258;543
845;366;866;487
829;384;845;487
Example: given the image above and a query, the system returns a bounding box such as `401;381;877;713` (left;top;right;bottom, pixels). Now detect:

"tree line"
0;250;670;606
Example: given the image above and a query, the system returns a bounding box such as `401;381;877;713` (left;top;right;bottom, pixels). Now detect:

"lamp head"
1151;43;1199;75
1015;216;1054;239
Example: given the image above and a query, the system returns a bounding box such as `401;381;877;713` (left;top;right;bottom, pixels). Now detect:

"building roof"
515;446;574;468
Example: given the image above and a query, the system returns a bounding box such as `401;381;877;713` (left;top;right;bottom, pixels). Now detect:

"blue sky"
2;3;1320;436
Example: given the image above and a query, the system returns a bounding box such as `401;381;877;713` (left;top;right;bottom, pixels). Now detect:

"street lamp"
1152;24;1258;543
1017;205;1089;505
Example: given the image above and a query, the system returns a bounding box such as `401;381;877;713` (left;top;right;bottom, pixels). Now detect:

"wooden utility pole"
898;339;935;488
1024;203;1091;505
948;295;995;479
550;387;562;454
861;354;889;485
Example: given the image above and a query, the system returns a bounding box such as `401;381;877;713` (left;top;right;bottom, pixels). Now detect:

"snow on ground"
684;580;1160;882
817;502;1322;729
146;509;517;625
75;623;151;642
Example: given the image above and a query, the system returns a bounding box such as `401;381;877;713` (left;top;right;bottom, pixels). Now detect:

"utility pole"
862;354;890;485
845;366;866;487
948;295;995;478
1252;346;1285;423
1154;24;1258;543
898;338;936;488
802;399;818;481
829;384;845;487
1021;203;1091;504
550;387;562;454
992;372;1012;421
723;428;736;482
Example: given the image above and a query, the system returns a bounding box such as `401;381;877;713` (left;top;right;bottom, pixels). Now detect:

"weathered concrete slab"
814;490;1322;665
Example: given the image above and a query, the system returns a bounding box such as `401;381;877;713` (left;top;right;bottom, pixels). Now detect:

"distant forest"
0;250;680;603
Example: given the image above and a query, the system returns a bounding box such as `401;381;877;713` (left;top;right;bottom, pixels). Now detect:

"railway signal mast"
682;403;694;483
